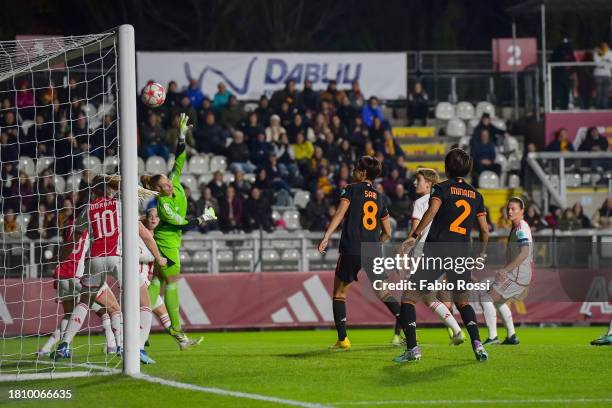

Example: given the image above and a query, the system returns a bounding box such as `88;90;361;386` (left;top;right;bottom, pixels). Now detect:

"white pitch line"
135;373;330;408
330;398;612;406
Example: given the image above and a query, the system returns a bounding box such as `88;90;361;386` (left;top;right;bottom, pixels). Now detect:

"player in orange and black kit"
395;148;490;363
319;156;398;350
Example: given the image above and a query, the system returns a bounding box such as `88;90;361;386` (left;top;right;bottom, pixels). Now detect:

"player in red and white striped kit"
36;224;121;357
54;176;166;364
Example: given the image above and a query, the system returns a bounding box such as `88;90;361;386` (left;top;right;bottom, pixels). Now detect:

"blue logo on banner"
183;57;363;96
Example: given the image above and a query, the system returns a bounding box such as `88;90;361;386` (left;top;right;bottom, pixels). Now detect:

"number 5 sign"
492;38;537;72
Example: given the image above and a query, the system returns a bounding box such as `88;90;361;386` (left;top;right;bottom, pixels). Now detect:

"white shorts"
491;278;528;301
153;294;164;310
139;265;152;287
81;256;123;291
56;278;110;303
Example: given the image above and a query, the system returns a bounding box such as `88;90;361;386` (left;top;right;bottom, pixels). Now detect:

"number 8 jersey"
425;177;486;243
75;196;120;258
338;182;389;255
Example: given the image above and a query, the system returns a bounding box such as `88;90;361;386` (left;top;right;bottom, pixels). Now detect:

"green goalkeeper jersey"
154;143;188;249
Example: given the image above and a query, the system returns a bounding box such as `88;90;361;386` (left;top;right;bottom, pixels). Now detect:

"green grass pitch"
1;327;610;407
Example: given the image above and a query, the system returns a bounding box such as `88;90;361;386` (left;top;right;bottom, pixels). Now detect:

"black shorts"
410;247;473;294
334;253;387;284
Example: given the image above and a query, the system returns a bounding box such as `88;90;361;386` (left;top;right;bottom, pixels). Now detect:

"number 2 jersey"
338;182;389;255
74;196;121;258
425;177;486;243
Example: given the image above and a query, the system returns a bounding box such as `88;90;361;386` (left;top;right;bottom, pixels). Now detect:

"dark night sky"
1;0;610;51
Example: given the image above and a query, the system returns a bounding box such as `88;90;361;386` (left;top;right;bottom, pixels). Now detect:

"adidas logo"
270;276;333;324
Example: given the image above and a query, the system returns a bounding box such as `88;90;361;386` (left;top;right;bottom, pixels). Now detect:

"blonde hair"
140;174;164;192
415;168;439;185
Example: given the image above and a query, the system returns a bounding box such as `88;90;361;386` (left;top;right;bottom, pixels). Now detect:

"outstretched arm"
169;113;191;183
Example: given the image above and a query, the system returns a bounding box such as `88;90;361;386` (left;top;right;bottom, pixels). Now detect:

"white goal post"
0;24;139;380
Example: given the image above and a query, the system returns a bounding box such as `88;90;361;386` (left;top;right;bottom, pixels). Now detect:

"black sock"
333;298;347;341
399;303;417;349
458;303;481;342
382;295;402;336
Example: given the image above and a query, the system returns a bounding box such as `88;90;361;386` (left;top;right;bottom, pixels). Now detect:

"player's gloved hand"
178;113;192;141
197;206;217;224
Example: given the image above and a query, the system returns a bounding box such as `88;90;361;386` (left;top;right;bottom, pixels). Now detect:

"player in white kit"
404;168;465;346
481;197;533;345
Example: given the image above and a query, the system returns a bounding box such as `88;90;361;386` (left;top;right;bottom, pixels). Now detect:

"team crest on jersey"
516;229;527;240
163;203;173;214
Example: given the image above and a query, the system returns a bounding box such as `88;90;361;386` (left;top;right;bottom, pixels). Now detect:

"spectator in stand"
265;154;292;194
265;114;286;143
302;188;329;231
525;205;547;231
249;132;274;168
592;197;612;229
313;112;329;139
221;95;246;129
0;209;21;236
579;127;609;152
99;114;118;157
593;42;612;109
471;113;504;147
311;166;334;197
337;93;358;129
298;79;320;112
382;167;403;197
319;130;339;163
572;202;592;229
16;79;35;120
164;81;182;109
277;101;294;129
545;205;562;229
338;139;356;166
334;164;351;186
389;183;411;229
171;95;198;128
242;112;264;142
219;185;243;232
184;186;198;219
195;112;227;154
369;116;385;146
27;113;54;157
140;113;168;160
255;95;272;127
362;96;384;128
309;146;329;176
380;129;404;160
471;129;501;185
546;128;574;152
348;116;369;154
407;82;429;125
196;97;215;127
243;187;274;232
213;82;233;112
270;80;299;111
320;79;337;103
320;99;336;124
227;131;255;173
347;80;365;108
375;183;392;218
292;131;315;173
207;171;227;201
496;206;510;230
231;170;251;199
26;202;57;240
185;78;205;108
559;208;581;231
329;114;348;141
72;113;91;155
5;171;34;213
286;113;314;143
274;133;299;184
165;113;197;156
363;140;376;158
1;111;23;163
195;186;220;232
550;37;576;110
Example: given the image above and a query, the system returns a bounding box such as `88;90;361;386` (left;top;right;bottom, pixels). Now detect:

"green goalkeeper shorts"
157;246;181;278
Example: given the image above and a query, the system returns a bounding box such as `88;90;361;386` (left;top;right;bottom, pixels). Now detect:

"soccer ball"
141;82;166;108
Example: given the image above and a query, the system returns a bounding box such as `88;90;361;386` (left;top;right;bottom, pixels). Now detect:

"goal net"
0;26;140;380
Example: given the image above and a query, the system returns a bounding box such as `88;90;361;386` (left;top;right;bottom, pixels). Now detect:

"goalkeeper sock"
332;298;347;341
41;317;68;352
380;294;401;336
496;303;515;337
139;306;152;349
164;282;181;331
159;313;172;332
148;277;161;307
62;303;88;345
101;313;116;349
429;301;461;336
110;311;123;348
481;301;498;339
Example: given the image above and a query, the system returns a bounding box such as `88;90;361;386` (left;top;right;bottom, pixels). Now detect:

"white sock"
101;313;116;349
62;303;88;345
429;301;461;335
158;312;171;332
110;311;123;348
481;301;498;339
139;306;152;349
608;319;612;336
496;303;515;337
42;317;70;352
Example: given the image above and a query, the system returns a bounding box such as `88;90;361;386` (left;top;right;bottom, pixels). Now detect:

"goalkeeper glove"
178;113;192;142
197;206;218;225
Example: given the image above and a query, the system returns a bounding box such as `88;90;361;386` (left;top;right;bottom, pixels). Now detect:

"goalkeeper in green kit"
141;113;217;350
